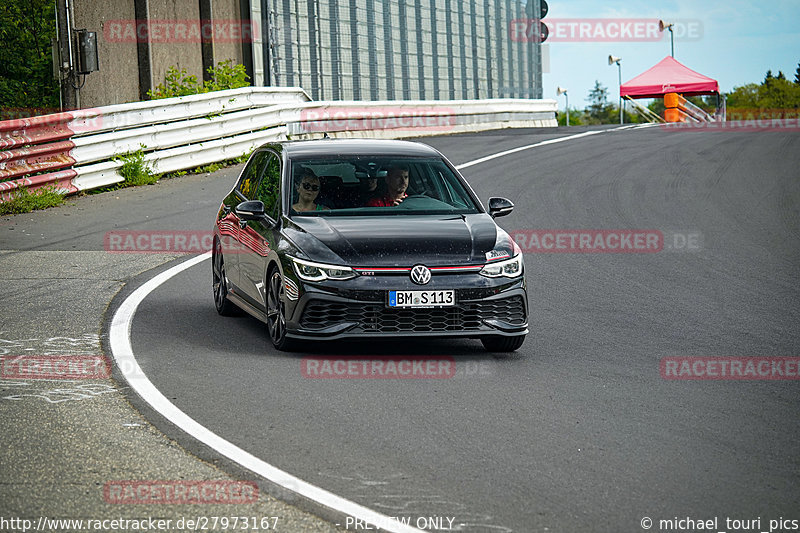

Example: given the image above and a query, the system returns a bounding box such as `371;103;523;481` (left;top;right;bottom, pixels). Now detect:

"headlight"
479;254;524;278
290;256;356;281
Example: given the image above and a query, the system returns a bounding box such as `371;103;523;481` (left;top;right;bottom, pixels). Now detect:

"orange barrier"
664;93;685;122
664;92;713;123
664;92;684;110
664;107;686;123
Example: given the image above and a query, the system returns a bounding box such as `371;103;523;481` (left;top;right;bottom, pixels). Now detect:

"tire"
266;267;297;351
481;334;526;352
212;238;238;316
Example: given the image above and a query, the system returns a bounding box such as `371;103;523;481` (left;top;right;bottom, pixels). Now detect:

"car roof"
282;139;442;158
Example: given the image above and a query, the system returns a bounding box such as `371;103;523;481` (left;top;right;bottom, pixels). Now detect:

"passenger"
366;165;409;207
292;170;328;212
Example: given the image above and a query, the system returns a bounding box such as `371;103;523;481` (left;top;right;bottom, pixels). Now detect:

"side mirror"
488;197;514;218
235;200;266;221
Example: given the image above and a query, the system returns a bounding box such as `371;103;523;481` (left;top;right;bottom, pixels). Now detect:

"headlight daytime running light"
479;253;524;278
290;256;357;281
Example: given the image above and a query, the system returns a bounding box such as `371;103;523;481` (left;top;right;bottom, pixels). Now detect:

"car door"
221;150;269;293
237;150;282;309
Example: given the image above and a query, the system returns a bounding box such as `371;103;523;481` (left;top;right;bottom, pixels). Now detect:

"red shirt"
366;194;407;207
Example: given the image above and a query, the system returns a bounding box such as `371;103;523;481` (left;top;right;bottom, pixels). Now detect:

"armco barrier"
0;113;77;181
1;88;556;201
286;99;556;139
0;87;309;201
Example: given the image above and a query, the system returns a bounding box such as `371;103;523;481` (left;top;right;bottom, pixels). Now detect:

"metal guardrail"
680;97;715;123
67;86;312;136
0;88;309;200
1;87;556;201
0;113;77;182
286;99;557;139
623;96;665;124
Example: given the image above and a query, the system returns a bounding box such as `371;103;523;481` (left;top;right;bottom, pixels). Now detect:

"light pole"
608;55;623;124
557;86;569;126
659;20;674;57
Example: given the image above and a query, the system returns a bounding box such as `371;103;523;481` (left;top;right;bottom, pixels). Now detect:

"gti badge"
410;264;432;285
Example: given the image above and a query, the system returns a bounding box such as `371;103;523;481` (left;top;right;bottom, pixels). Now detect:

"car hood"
285;214;500;266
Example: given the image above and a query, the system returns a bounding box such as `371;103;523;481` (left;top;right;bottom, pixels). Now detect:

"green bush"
0;186;66;215
114;148;159;187
205;60;250;92
557;109;584;126
148;60;250;100
147;67;203;99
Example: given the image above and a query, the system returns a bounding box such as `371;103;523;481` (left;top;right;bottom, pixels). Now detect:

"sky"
537;0;800;109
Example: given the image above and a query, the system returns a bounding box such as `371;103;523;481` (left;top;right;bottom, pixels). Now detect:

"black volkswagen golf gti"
213;139;528;352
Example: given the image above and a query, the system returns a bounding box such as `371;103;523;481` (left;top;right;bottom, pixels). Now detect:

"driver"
366;165;409;207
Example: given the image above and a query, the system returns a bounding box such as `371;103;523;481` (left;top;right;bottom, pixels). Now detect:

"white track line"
109;252;423;533
110;124;644;532
455;124;640;170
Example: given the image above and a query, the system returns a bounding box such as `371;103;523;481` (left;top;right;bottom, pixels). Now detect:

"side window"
237;151;267;199
441;171;471;208
413;164;439;200
255;152;282;220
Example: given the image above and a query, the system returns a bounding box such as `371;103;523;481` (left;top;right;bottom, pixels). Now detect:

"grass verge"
0;186;66;215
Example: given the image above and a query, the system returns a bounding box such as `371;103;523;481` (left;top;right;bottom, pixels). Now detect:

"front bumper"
284;275;528;340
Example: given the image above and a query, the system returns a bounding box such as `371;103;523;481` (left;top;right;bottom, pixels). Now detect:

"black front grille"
299;296;525;333
467;298;527;325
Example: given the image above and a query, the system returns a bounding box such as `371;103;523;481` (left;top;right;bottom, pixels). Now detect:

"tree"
0;0;59;117
757;77;800;109
648;98;666;117
726;83;760;108
794;62;800;85
557;107;584;126
725;75;800;117
776;71;786;81
585;80;613;123
681;95;716;113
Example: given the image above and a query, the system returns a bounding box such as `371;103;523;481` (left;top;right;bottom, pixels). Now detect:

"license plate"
388;290;456;308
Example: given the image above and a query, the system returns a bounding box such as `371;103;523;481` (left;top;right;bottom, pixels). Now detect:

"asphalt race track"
116;125;799;532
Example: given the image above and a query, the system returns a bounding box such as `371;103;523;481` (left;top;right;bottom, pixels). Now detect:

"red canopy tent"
620;56;719;99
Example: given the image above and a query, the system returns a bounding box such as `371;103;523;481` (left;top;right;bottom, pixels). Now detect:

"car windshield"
287;156;481;216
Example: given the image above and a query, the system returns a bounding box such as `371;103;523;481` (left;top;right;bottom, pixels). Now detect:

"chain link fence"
267;0;542;101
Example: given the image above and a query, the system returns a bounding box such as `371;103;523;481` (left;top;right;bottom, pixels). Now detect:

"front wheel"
266;268;296;351
481;335;526;352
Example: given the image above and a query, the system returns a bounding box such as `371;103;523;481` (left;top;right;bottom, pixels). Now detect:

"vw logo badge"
410;264;432;285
